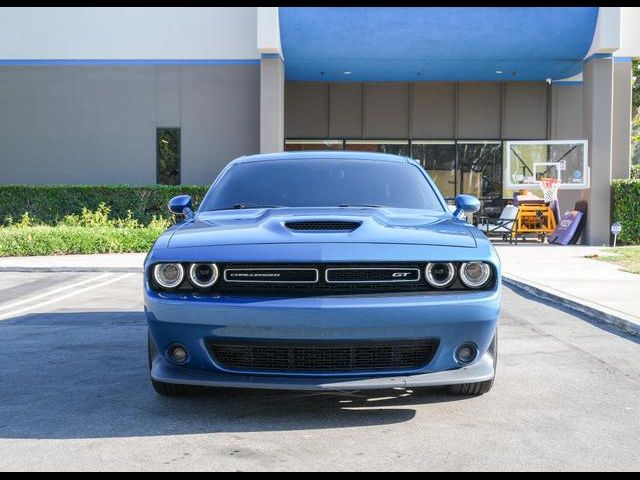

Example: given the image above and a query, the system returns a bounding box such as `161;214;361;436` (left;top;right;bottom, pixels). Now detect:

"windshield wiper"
338;203;387;208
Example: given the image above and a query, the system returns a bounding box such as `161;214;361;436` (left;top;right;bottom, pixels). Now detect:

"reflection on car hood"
166;207;476;249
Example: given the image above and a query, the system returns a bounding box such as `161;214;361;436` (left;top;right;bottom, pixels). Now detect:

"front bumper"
145;285;500;390
150;348;495;391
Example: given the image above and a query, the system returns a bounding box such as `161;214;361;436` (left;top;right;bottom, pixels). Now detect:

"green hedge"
612;179;640;245
0;185;209;226
0;225;165;256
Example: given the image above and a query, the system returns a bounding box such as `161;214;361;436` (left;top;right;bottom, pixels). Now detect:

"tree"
633;59;640;116
632;59;640;165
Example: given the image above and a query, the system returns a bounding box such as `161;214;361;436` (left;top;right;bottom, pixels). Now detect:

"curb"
0;267;143;273
502;275;640;338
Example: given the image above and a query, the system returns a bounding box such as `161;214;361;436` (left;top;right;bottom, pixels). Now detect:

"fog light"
455;343;477;365
169;345;188;364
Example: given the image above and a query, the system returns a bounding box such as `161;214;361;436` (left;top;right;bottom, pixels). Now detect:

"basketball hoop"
538;178;560;204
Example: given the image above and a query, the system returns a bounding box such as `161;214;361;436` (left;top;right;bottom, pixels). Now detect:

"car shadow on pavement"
0;311;475;440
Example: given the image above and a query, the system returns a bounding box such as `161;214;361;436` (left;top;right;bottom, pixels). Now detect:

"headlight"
425;262;456;288
152;263;184;289
459;262;491;289
188;263;219;288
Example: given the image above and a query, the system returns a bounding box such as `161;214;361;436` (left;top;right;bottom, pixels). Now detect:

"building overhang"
279;7;599;82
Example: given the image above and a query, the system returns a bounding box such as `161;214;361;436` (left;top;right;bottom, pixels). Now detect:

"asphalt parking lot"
0;271;638;471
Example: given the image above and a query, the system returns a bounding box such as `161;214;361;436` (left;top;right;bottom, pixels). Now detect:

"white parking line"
0;273;133;321
0;272;113;313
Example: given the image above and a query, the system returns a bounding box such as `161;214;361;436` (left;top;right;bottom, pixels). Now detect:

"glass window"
200;159;444;212
284;140;344;151
411;141;456;200
344;140;410;157
457;142;503;201
157;128;180;185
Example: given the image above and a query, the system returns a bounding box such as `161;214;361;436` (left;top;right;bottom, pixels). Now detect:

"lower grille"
208;339;439;374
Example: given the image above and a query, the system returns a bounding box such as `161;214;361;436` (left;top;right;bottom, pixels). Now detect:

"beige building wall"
285;80;564;141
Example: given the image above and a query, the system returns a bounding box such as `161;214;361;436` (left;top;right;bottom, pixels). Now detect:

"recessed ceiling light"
343;71;352;75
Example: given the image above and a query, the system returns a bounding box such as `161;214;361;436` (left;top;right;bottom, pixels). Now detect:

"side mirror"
453;194;480;218
168;195;194;219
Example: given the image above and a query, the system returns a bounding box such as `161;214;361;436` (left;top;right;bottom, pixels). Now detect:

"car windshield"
200;158;444;212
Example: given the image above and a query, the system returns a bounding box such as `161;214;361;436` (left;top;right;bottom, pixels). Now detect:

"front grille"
214;263;433;295
224;268;318;283
326;268;421;283
208;339;439;374
285;221;361;231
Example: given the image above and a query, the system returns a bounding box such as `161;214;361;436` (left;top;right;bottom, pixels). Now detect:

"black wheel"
448;332;498;396
148;330;188;396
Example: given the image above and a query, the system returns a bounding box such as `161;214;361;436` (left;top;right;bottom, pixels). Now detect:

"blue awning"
279;7;598;82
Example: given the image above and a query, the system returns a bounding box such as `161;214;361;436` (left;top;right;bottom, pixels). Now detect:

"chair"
477;205;519;244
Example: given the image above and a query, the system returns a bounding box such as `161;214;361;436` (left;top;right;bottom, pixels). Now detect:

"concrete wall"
411;83;456;139
284;81;556;141
260;56;285;153
0;7;258;60
582;57;615;246
550;83;585;211
550;85;584;140
612;60;632;180
0;65;259;185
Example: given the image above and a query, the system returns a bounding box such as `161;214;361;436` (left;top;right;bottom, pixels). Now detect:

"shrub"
631;163;640;180
0;184;209;226
612;179;640;245
0;203;174;256
0;225;166;256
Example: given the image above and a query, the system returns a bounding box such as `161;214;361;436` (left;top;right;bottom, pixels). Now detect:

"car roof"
231;151;414;165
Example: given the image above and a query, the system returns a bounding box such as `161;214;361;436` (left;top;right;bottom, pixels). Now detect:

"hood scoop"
284;220;362;232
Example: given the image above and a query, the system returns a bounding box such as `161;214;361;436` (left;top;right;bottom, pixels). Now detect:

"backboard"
505;140;589;191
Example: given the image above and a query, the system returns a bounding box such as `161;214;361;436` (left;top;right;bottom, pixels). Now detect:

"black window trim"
156;127;181;185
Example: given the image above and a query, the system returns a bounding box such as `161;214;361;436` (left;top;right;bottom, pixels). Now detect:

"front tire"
148;330;188;396
448;332;498;396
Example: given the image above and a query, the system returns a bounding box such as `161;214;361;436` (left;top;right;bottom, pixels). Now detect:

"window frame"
156;127;181;185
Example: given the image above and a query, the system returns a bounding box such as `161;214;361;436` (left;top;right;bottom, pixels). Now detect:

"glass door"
456;141;504;220
344;140;410;157
410;141;457;200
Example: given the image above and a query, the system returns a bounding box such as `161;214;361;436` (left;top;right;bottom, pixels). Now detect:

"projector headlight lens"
153;263;184;289
188;263;219;288
425;262;456;288
459;262;491;289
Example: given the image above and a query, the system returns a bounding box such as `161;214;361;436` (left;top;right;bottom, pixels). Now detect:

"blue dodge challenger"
144;151;500;396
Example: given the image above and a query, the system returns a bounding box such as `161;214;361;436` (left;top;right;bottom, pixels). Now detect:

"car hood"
166;207;476;249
